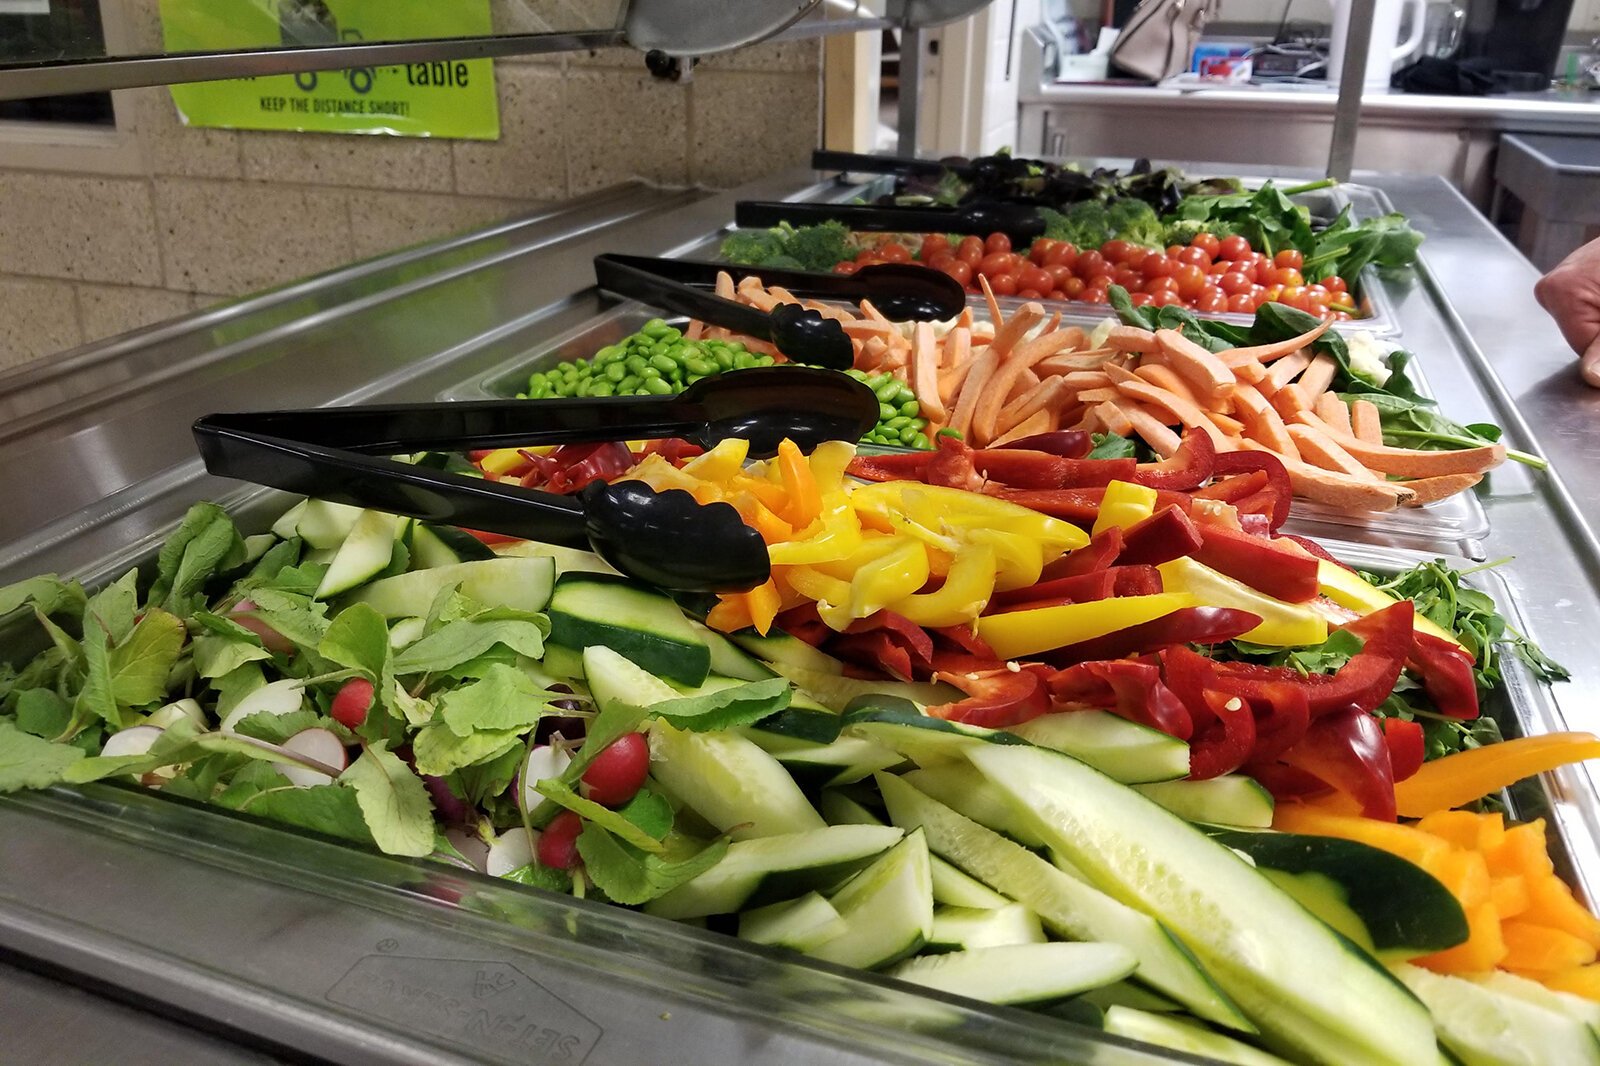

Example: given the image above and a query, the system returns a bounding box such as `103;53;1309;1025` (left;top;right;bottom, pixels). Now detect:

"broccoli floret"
720;228;788;266
1040;201;1113;249
1163;218;1210;246
782;220;854;272
1106;199;1165;249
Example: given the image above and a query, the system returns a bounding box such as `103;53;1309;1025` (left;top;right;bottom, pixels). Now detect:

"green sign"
162;0;500;140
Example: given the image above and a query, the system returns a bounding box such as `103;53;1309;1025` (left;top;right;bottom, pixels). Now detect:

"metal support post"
897;23;923;157
1326;0;1377;182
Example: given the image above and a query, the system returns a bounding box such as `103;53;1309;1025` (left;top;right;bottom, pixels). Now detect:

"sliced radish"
229;599;296;654
444;827;491;873
486;827;538;877
146;698;206;730
220;678;306;733
101;725;164;759
521;744;573;811
278;727;348;787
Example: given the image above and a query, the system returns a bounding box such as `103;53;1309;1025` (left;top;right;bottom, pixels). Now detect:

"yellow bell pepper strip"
776;439;823;528
847;538;930;620
810;533;908;581
785;566;857;631
1091;479;1157;536
764;500;863;566
478;448;530;477
976;592;1195;661
1157;556;1328;648
890;545;998;629
680;437;750;482
963;527;1045;592
806;439;856;497
1310;557;1463;647
850;481;1087;555
1393;733;1600;818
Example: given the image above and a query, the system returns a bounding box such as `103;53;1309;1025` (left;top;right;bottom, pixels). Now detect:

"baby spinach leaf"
575;824;728;906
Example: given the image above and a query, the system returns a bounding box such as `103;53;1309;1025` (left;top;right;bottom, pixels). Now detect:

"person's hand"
1534;237;1600;387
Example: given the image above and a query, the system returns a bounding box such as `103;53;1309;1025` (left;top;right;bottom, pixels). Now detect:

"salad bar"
4;160;1600;1066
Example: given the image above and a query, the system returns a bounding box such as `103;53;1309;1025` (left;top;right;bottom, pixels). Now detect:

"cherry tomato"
926;250;956;271
979;251;1021;277
1333;310;1354;321
1153;290;1183;307
1255;287;1279;309
1172;263;1207;299
1029;238;1056;265
1191;232;1222;258
330;677;374;730
1074;250;1108;280
1274;249;1305;270
1144;275;1180;296
879;242;911;264
941;260;973;286
1166;244;1185;259
1020;266;1054;294
920;233;950;259
1218;271;1253;296
856;254;884;267
1207;260;1231;276
538;810;583;870
1195;288;1229;313
1045;264;1075;290
1302;290;1332;315
985;232;1012;254
1277;267;1305;288
833;261;860;275
1218;234;1250;261
1017;288;1044;299
1101;240;1132;265
988;272;1020;296
1141;253;1177;278
1061;276;1086;298
1129;292;1156;307
1326;275;1348;294
581;732;651;807
1227;293;1255;313
1046;241;1078;267
1080;286;1109;304
1279;285;1307;306
1112;266;1143;290
957;236;985;265
1176;246;1212;269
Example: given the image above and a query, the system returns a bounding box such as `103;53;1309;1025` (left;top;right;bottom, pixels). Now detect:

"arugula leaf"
14;689;70;740
652;677;791;733
243;784;376;846
108;609;186;709
536;778;666;853
412;722;522;777
575;824;728;906
215;760;294;809
393;684;436;728
339;744;435;857
1087;433;1138;461
438;663;562;738
150;503;242;615
245;536;302;583
243;590;330;652
319;603;398;719
392;619;549;675
0;721;84;790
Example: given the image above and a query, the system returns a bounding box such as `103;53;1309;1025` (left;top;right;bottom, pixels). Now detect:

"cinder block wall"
0;7;821;371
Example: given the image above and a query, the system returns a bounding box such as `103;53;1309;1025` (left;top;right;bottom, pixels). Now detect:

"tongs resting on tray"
592;253;966;370
194;368;877;594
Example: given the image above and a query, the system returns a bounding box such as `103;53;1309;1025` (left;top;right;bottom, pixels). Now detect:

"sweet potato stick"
1036;351;1118;375
938;327;973;404
1093;400;1134;437
1106;325;1160;353
1315;393;1355;436
972;317;1080;445
996;377;1071;436
947;346;1002;440
1261;350;1313;395
1350;399;1384;444
1296;353;1339;401
1239;441;1414;511
715;270;736;300
1132;363;1201;408
684;320;704;341
1207;411;1246;438
1400;473;1483;507
1106;372;1231;452
1009;368;1041;400
1110;399;1183;458
979;275;1003;334
911;321;947;425
1216;319;1332;366
1231;384;1301;459
1060;371;1114;390
991;409;1055;447
1287;423;1384;480
1155;329;1236;401
1295;413;1508;477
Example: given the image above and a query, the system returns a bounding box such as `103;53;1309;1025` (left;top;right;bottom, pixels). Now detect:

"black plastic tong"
734;200;1047;245
592;254;966;370
193;368;878;594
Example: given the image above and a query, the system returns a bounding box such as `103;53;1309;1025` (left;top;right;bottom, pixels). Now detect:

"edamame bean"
899;400;920;418
643;376;674;395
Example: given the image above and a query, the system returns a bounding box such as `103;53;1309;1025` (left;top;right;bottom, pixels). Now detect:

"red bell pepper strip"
1187;689;1259;780
1000;430;1092;458
1280;706;1399;821
1407;631;1480;720
973;449;1136;489
926;437;985;490
846;451;934;483
1382;717;1426;782
1278;533;1354;572
464;528;524;546
1048;659;1193;740
1193;523;1321;603
1243;680;1312;763
1209;451;1293;530
832;631;916;682
1117;504;1204;567
989;569;1119;609
1244;759;1332;800
930;625;998;660
774;603;832;648
848;611;937;674
1130;428;1216;492
987;487;1195;529
1038;526;1124;581
544;441;636;494
927;664;1053;727
636;438;704;465
1045;607;1262;667
1113;565;1164;597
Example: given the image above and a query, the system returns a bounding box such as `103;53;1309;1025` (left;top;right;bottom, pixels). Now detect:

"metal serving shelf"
3;164;1599;1064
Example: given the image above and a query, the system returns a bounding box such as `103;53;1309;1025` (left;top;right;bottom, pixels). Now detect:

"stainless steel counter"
3;166;1600;1064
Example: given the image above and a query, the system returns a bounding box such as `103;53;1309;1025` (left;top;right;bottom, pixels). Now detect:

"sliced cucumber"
745;705;843;748
240;534;276;565
548;572;709;686
819;789;883;827
889;942;1134;1006
770;734;906;790
645;824;903;919
810;828;934;971
1135;776;1274;829
928;903;1045;952
877;771;1249;1031
1470;971;1600;1036
409;523;495;569
648;719;824;841
314;510;399;599
387;616;426;649
1393;963;1600;1066
296;499;365;550
270;499;308;540
967;745;1444;1065
692;621;779;682
776;664;960;713
347;556;555;618
1207;827;1468;960
539;642;586;682
491;539;619;576
902;762;1046;848
581;644;679;706
738;892;847;953
841;708;1023;768
1008;709;1189;784
1104;1007;1294;1066
731;629;845;676
1079;981;1184;1015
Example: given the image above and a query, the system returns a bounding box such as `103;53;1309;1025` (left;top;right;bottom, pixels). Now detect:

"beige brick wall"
0;35;822;373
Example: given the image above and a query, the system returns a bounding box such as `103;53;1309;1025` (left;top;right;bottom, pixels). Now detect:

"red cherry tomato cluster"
834;231;1358;319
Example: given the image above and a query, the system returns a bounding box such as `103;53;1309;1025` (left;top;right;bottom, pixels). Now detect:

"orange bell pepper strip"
706;595;754;634
745;579;783;636
1392;733;1600;818
776;439;823;529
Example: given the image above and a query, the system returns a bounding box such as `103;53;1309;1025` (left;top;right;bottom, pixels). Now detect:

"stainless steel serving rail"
3;165;1600;1063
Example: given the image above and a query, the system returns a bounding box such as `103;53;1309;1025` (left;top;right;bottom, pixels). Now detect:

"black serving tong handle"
192;370;878;593
811;149;959;179
594;253;852;371
734;200;1047;245
597;253;966;323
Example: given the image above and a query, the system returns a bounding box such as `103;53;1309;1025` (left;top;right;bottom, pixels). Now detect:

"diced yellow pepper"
1091;480;1157;536
680;437;750;482
478;448;529;476
976;593;1195;661
1157;556;1327;647
888;545;998;628
1310;558;1463;648
848;538;931;620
